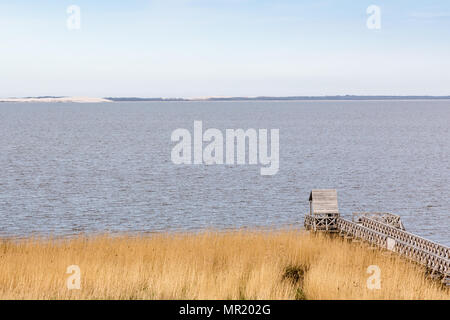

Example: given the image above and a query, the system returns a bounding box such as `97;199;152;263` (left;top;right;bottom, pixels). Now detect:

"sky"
1;0;450;97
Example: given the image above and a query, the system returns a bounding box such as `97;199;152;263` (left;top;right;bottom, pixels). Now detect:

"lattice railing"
337;218;388;247
352;212;405;230
360;217;450;260
335;217;450;277
304;213;338;231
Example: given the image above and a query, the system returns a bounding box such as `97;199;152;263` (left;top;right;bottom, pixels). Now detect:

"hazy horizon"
2;94;450;101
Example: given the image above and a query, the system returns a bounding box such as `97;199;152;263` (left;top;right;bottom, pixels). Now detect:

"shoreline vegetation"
2;95;450;103
0;230;448;300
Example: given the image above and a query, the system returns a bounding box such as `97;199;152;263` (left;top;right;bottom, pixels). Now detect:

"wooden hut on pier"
304;189;340;231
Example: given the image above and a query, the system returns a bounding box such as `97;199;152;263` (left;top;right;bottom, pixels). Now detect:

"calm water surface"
0;100;449;245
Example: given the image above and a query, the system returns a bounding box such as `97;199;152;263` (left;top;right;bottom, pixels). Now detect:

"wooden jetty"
304;189;450;286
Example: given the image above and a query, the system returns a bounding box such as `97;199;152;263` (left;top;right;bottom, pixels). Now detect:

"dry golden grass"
0;230;448;300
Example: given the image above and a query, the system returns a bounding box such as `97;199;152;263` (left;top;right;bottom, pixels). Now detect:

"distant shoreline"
2;95;450;103
106;95;450;102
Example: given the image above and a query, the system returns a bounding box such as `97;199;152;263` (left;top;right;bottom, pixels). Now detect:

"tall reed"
0;230;448;299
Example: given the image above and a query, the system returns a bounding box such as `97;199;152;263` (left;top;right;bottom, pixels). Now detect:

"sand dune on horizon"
0;97;112;103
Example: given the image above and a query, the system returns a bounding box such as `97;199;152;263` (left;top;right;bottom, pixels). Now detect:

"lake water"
0;100;449;245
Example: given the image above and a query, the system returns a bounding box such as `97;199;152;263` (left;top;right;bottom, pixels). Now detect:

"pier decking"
304;189;450;286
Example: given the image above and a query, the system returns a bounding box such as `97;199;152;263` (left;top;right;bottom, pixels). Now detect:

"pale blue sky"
1;0;450;97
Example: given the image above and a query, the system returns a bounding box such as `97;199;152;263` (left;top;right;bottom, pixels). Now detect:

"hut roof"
309;189;339;214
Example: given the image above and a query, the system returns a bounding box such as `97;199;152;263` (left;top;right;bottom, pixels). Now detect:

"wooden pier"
304;189;450;286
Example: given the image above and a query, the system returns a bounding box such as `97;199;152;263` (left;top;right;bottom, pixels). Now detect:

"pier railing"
335;217;450;277
359;217;450;260
304;190;449;284
305;213;450;284
352;212;405;230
